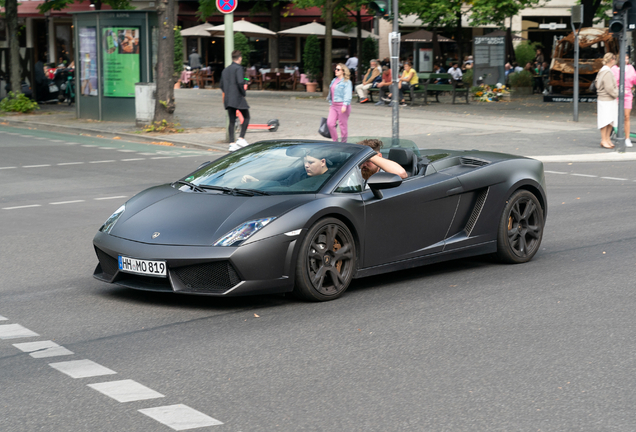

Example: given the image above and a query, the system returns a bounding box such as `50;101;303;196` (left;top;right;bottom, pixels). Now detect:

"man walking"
221;50;250;152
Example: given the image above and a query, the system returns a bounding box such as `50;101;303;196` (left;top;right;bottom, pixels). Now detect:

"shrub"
303;35;322;82
0;91;39;113
463;69;473;86
234;32;251;68
360;37;379;75
509;70;533;87
174;26;184;76
514;42;540;69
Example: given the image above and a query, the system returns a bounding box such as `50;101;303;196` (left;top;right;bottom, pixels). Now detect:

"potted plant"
303;35;321;92
174;26;184;89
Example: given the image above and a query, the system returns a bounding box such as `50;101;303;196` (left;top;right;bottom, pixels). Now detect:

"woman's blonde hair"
337;63;351;81
603;53;616;65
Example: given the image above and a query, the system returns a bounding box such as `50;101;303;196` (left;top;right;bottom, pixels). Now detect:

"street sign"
539;23;568;30
216;0;238;14
572;5;583;24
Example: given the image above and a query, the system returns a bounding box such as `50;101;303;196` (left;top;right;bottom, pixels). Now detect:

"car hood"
110;185;312;246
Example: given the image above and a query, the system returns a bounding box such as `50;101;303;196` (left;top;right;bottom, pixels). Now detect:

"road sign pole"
224;13;234;67
390;0;399;146
614;11;627;152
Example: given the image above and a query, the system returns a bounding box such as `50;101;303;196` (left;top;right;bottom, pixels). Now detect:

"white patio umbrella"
278;21;349;39
340;27;380;40
181;23;216;37
206;19;277;38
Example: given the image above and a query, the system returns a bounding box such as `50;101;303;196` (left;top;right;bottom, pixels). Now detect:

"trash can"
135;82;156;127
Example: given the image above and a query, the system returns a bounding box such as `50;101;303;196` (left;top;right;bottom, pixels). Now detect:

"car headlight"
214;217;276;246
99;204;125;234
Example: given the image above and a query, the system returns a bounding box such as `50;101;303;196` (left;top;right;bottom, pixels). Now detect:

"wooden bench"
367;72;469;105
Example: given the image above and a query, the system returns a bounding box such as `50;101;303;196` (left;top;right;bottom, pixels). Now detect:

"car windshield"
182;141;364;195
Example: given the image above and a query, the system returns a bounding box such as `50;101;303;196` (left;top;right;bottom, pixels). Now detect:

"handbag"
318;117;331;139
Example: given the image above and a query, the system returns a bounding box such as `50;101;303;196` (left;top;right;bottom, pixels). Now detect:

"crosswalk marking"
0;324;40;339
13;340;74;358
0;315;7;321
88;379;165;403
49;359;117;379
139;404;223;430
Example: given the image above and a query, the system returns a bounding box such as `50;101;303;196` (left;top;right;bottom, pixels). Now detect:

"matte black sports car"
93;139;547;301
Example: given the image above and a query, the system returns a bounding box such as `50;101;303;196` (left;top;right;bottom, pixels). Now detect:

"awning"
402;30;454;43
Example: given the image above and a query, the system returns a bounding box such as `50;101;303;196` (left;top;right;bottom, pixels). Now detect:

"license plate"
118;256;167;278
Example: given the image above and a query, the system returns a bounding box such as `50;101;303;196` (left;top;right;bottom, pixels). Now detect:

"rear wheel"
495;190;544;264
294;218;356;301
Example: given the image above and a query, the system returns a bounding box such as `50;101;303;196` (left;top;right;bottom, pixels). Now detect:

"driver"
357;139;407;180
242;147;331;184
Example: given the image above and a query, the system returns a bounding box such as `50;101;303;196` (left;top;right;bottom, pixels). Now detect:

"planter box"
511;86;533;97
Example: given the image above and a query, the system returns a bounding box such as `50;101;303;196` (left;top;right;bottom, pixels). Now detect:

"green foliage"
0;92;40;113
174;26;184;76
360;37;378;76
509;70;533;87
303;35;322;82
143;119;184;133
37;0;132;13
233;32;251;68
514;42;541;68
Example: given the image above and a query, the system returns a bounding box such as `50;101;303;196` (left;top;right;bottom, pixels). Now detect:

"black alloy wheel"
294;218;356;301
496;190;544;264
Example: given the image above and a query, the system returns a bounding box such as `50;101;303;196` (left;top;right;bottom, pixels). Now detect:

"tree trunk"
270;2;281;68
455;11;463;66
582;0;603;28
154;0;176;123
6;0;21;96
322;0;334;97
95;0;103;10
356;10;362;84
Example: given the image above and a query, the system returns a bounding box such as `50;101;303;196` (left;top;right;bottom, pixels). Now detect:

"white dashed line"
179;155;200;158
50;200;85;205
151;156;173;160
88;380;165;403
0;315;7;321
571;173;598;178
23;164;51;168
117;149;137;152
49;359;117;379
95;196;128;200
3;204;42;210
13;340;74;358
82;145;98;147
49;139;65;142
138;152;156;155
0;166;17;170
57;162;84;166
601;176;628;181
0;324;40;339
89;160;116;164
98;147;116;150
545;170;568;174
139;404;223;430
122;158;146;161
65;142;80;145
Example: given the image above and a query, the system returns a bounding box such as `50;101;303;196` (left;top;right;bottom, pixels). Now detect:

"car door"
361;171;462;268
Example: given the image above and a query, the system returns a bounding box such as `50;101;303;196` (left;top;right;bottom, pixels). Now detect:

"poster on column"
419;48;433;73
79;27;98;96
103;27;140;97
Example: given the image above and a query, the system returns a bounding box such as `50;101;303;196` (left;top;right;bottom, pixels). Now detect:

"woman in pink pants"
326;63;353;142
612;54;636;147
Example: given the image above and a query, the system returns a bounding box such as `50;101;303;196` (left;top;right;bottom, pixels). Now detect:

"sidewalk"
1;88;632;162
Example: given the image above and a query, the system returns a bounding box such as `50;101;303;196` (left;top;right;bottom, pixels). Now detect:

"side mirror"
366;172;402;199
197;161;211;170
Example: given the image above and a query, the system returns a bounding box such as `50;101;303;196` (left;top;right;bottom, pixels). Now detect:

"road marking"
118;149;137;152
65;142;80;145
49;139;65;142
89;160;116;164
138;404;223;430
601;176;628;181
571;173;598;178
88;379;165;403
95;196;128;200
151;156;173;160
23;164;51;168
82;145;98;147
122;158;146;161
545;170;568;174
179;155;200;158
0;167;17;170
0;324;40;339
57;162;84;166
13;340;74;358
33;137;48;140
0;315;7;320
3;204;42;210
49;359;117;379
50;200;85;205
98;147;116;150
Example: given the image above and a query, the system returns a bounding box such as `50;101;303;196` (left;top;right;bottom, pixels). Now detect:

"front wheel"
495;190;544;264
294;218;356;301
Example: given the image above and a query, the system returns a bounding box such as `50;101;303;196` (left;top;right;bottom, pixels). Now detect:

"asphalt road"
2;125;636;431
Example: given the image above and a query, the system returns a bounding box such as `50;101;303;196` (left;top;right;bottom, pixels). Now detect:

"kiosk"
73;10;157;121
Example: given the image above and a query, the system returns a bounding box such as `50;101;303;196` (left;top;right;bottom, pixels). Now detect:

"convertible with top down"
92;139;547;301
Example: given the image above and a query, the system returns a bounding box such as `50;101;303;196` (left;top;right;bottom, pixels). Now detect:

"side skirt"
353;241;497;279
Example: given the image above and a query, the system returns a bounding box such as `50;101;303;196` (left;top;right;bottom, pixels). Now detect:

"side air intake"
465;188;489;236
460;157;490;167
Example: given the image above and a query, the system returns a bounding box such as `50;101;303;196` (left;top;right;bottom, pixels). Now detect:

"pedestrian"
611;54;636;147
220;50;250;152
596;53;618;149
189;48;202;89
355;59;381;103
345;54;358;83
326;63;352;142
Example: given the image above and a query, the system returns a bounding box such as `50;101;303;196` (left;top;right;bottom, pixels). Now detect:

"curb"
0;116;230;153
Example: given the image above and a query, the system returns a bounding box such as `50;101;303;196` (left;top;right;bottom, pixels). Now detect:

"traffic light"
614;0;632;14
369;1;391;19
610;0;632;33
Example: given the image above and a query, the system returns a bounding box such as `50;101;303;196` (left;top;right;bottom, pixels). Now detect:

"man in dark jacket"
220;50;250;151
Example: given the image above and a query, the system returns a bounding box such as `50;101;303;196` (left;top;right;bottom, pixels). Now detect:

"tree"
174;26;184;76
234;32;251;67
360;37;378;75
37;0;132;13
4;0;20;96
303;34;322;81
154;0;176;123
580;0;611;28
